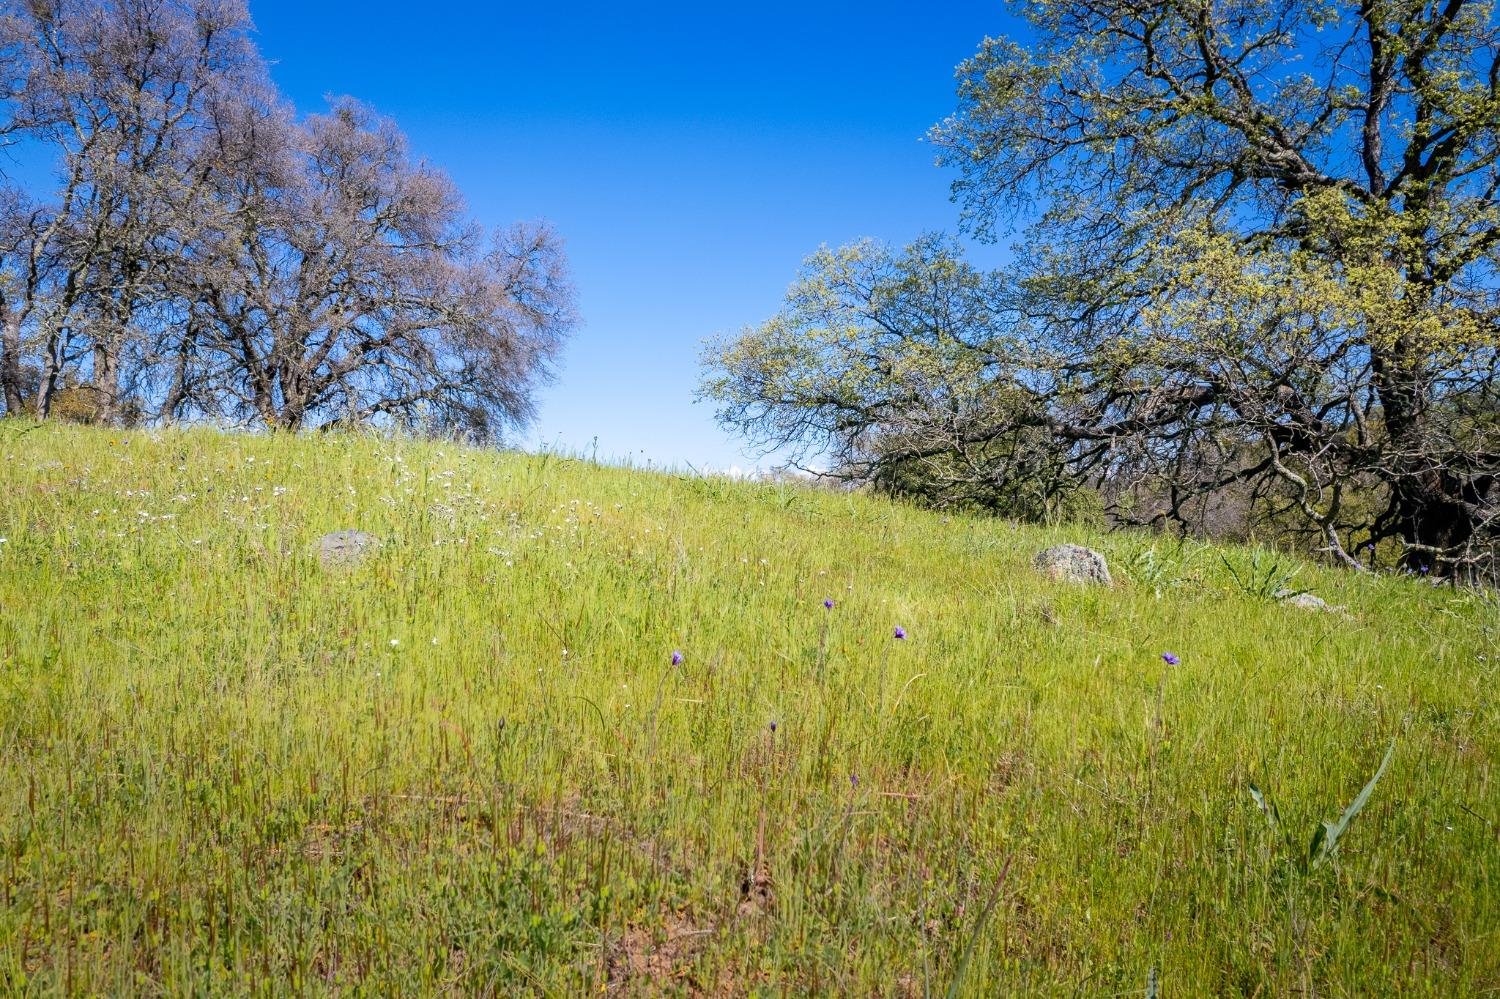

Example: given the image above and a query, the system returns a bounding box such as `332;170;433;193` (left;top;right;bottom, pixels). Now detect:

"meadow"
0;424;1495;996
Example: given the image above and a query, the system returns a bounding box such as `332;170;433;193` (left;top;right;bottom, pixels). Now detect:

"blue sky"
250;0;1018;470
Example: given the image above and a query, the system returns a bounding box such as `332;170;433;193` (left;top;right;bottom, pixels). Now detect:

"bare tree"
0;188;45;414
0;2;575;438
0;0;259;421
180;99;575;439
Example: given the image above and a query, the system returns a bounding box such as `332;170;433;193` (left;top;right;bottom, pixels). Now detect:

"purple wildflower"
1162;652;1180;666
850;773;859;789
769;720;778;733
824;599;835;610
671;650;683;666
894;626;907;640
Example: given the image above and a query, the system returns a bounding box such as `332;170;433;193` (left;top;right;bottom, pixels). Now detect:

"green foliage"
0;426;1493;994
1309;740;1398;870
701;236;1091;519
1221;548;1308;601
923;0;1500;573
1120;539;1204;598
1249;739;1398;873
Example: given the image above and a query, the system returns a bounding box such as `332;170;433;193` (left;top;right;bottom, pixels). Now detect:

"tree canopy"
706;0;1500;577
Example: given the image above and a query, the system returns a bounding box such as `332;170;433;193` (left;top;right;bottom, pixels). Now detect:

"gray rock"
1275;589;1343;613
1033;544;1112;585
317;529;380;567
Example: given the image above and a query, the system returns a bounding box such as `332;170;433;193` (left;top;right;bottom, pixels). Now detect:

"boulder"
317;529;379;567
1275;588;1343;613
1033;544;1112;585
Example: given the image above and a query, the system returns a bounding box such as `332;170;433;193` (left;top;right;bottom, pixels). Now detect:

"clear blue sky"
249;1;1018;470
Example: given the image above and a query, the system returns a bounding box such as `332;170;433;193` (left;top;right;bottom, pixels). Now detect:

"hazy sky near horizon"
247;1;1019;470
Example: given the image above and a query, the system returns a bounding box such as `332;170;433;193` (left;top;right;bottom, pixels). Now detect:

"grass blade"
946;854;1013;999
1248;782;1279;831
1310;738;1397;868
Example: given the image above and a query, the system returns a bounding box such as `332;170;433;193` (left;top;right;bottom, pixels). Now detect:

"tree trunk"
92;339;121;425
0;312;24;416
1373;343;1477;573
274;406;304;432
36;329;61;419
1389;474;1475;565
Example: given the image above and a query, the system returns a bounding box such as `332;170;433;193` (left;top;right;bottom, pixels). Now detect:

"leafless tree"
177;99;574;438
0;1;575;439
0;0;259;420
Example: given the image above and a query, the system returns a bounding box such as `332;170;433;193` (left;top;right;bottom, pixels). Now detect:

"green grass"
0;423;1495;996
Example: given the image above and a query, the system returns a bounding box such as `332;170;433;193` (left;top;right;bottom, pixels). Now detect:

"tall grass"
0;424;1494;995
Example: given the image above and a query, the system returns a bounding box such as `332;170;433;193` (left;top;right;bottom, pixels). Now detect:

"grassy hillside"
0;424;1494;996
